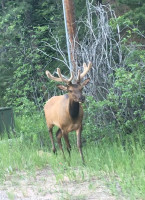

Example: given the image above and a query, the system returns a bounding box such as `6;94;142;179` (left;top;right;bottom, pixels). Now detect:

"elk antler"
77;70;81;83
46;70;62;82
46;68;74;84
77;62;92;82
57;68;74;84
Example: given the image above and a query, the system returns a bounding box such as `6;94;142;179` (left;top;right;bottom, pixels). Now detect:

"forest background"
0;0;145;199
0;0;145;132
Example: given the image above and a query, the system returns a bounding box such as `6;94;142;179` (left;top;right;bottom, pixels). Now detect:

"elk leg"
63;134;71;157
48;127;56;154
56;129;65;157
76;125;85;164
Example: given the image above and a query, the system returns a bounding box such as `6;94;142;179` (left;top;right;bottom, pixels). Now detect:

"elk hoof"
53;148;57;154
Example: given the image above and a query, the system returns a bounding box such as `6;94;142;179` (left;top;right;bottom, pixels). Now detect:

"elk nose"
79;96;85;103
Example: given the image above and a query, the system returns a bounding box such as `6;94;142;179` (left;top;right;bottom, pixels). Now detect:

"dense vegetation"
0;0;145;199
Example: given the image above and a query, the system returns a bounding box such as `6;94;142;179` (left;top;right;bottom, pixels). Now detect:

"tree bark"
63;0;77;78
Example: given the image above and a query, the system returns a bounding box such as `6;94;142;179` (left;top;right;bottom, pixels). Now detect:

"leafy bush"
14;111;50;150
84;50;145;135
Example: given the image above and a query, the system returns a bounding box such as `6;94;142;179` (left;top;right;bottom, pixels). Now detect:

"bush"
84;50;145;135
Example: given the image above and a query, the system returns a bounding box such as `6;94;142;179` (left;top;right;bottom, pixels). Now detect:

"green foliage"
14;112;50;150
84;48;145;134
83;96;98;140
108;51;145;130
112;1;145;33
0;1;145;198
0;0;64;107
105;2;145;133
117;0;145;5
0;115;145;199
0;138;49;180
123;3;145;32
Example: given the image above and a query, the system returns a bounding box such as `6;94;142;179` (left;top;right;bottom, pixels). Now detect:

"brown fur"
44;94;83;133
44;82;89;163
44;62;92;163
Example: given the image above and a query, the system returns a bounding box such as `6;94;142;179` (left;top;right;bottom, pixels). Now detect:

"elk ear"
57;85;67;91
81;78;90;87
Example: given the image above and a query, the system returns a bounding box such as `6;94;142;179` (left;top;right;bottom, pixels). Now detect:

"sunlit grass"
0;117;145;199
0;139;49;181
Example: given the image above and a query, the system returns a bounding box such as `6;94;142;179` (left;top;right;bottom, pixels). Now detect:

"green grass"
0;139;49;181
0;131;145;199
0;114;145;199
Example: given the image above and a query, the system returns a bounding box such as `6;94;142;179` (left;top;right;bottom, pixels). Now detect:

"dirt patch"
0;166;116;200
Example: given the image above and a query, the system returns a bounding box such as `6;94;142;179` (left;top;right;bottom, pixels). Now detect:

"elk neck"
68;98;80;120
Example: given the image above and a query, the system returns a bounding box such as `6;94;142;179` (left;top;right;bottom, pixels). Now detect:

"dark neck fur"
69;100;80;120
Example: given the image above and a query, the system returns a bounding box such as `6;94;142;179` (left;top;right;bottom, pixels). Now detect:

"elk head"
45;62;92;103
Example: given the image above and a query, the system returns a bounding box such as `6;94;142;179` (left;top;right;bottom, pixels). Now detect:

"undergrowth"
0;113;145;199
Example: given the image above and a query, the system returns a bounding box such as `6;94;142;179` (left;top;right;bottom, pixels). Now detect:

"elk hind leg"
76;126;85;164
63;134;71;157
48;127;56;154
56;129;65;158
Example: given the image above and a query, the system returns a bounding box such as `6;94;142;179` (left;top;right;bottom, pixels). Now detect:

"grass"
0;133;145;199
0;135;52;180
0;114;145;199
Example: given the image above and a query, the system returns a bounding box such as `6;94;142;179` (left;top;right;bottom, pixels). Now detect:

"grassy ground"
0;125;145;199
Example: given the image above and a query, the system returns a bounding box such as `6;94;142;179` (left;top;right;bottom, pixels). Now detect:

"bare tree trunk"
62;0;77;80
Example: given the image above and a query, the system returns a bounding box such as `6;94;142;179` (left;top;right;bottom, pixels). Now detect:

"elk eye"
69;90;72;93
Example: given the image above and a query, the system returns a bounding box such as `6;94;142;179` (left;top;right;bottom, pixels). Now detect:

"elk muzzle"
78;95;85;103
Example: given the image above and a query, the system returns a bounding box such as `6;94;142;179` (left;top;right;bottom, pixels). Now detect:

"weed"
0;113;145;199
7;192;15;200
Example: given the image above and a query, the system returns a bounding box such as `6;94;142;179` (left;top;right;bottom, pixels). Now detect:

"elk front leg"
76;125;85;164
48;127;56;154
63;134;71;157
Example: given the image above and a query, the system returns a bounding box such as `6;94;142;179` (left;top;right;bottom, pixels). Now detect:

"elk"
44;62;92;163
